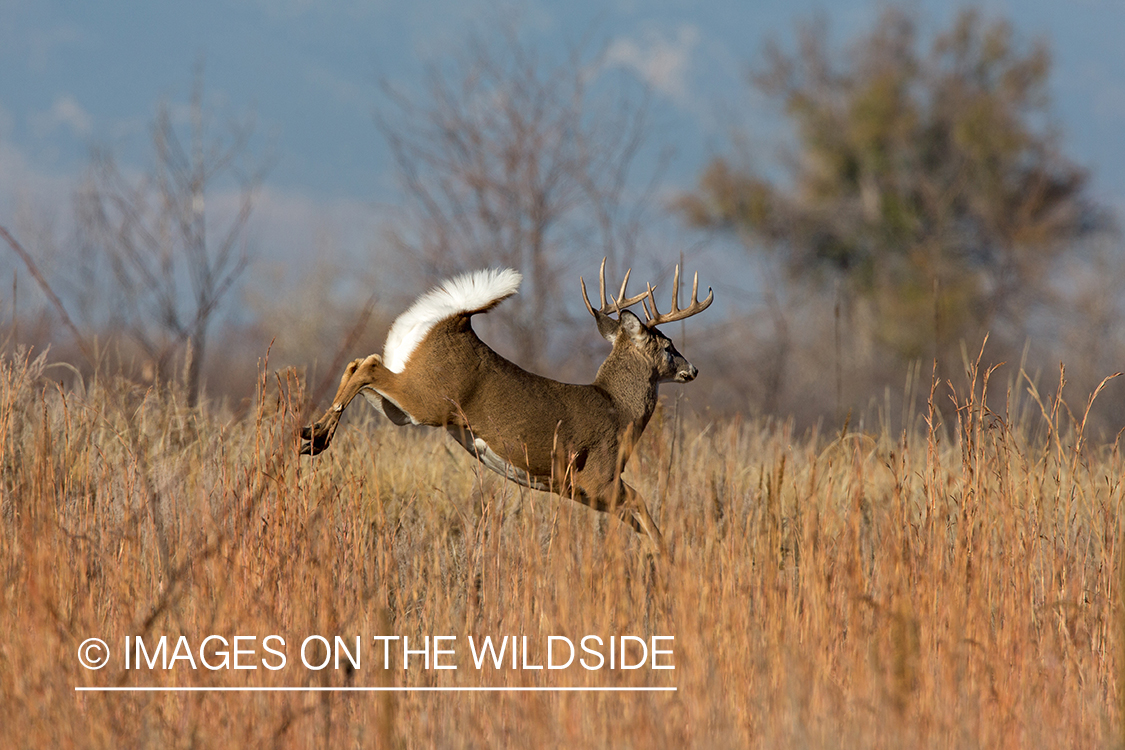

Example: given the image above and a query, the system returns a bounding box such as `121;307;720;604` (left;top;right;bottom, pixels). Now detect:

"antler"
641;263;714;327
581;257;651;317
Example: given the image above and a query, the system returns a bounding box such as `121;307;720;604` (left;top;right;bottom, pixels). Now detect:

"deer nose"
678;364;698;383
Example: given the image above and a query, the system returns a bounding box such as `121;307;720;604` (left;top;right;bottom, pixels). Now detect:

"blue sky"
3;0;1125;285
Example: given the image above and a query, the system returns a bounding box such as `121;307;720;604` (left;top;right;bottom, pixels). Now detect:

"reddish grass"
1;348;1121;748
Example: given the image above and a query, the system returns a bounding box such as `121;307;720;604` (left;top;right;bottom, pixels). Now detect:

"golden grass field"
1;347;1122;748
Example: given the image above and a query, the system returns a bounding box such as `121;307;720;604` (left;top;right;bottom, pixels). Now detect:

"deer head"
581;258;713;386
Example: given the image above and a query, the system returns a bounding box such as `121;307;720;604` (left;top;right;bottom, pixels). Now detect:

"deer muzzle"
676;364;699;383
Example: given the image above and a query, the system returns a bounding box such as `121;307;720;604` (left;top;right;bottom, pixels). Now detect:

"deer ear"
618;309;648;343
593;309;620;342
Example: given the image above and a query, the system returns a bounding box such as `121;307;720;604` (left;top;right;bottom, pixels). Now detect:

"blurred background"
2;0;1123;432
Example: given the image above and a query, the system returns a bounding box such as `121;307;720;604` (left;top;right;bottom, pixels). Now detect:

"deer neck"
593;348;659;434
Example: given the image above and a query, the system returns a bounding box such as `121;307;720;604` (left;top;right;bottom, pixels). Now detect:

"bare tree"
378;24;657;373
77;69;266;404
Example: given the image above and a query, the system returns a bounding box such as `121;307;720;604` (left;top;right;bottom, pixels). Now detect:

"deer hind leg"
300;354;390;455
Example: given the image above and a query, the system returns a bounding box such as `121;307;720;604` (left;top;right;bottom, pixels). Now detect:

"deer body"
301;263;711;555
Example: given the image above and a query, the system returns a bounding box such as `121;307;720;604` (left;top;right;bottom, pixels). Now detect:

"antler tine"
580;257;606;316
643;282;660;323
615;268;631;308
612;268;650;312
668;264;682;316
646;263;714;327
580;275;596;317
582;257;649;317
598;257;609;310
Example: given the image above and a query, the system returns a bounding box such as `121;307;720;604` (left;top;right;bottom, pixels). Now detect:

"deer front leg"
616;481;668;559
572;480;667;559
300;354;382;455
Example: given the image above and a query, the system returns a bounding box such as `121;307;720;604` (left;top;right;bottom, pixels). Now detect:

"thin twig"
0;224;95;366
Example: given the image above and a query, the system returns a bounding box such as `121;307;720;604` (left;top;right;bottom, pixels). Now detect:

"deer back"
386;314;624;477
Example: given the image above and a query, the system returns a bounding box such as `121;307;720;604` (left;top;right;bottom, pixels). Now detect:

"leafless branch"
0;224;95;365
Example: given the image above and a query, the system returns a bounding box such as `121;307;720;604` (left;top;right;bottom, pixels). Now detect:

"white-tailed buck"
300;260;712;555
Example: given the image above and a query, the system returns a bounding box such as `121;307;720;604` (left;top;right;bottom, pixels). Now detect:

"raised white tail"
383;268;522;373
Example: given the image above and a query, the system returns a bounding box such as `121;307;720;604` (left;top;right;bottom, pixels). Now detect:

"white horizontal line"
75;686;677;693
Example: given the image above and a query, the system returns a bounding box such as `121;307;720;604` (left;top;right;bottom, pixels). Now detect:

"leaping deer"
299;260;712;556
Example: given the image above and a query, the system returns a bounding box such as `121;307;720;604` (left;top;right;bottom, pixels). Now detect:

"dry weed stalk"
0;348;1121;747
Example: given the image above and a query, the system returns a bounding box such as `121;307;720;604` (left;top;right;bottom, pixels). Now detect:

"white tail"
383;268;522;373
301;259;713;556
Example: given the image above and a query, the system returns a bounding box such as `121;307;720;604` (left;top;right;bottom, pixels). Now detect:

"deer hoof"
299;422;333;455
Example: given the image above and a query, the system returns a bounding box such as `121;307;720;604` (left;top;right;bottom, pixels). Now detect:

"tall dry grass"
1;346;1122;748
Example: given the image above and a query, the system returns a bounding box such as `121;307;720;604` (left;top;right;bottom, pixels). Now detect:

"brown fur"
301;269;711;557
